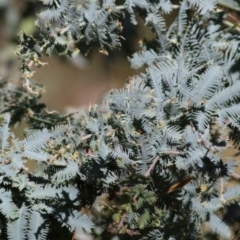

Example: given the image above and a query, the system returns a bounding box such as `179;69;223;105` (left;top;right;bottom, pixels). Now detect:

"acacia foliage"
1;0;240;239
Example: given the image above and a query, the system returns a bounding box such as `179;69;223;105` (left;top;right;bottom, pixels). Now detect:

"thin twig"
219;178;226;203
29;116;53;125
116;187;130;195
118;213;126;229
228;13;240;25
163;150;183;155
133;194;138;205
231;172;240;179
23;79;38;95
81;134;92;141
223;20;240;33
145;156;160;177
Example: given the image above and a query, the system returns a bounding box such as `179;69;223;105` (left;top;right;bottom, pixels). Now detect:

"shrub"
1;0;240;239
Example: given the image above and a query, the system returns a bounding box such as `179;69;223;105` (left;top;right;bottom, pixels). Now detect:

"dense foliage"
1;0;240;239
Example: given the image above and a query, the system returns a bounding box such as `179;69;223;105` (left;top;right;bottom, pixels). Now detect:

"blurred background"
0;0;177;112
0;0;146;112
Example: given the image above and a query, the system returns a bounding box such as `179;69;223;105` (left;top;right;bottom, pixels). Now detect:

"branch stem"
145;156;159;177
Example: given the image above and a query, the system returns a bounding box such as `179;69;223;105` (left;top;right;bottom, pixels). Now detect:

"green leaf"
139;210;150;229
113;212;121;223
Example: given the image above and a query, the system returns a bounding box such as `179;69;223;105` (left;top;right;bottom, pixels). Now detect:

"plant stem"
29;116;53;125
145;156;160;177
